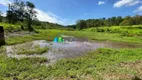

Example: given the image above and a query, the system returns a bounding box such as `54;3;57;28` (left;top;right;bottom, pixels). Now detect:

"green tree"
116;16;123;25
6;0;37;31
76;20;87;30
25;1;37;31
6;0;25;24
120;16;134;27
133;15;142;25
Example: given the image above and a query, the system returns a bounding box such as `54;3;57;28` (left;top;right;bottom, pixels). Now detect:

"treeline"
33;20;63;29
0;14;63;30
69;15;142;30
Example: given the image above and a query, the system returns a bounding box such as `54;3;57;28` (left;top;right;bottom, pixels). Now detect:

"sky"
0;0;142;25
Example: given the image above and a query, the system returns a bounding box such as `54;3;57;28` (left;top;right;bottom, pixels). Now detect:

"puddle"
6;35;142;65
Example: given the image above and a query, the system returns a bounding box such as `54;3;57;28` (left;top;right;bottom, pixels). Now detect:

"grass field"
6;28;142;45
0;23;142;79
0;47;142;79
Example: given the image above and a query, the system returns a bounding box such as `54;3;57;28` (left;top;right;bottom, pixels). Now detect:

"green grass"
9;42;49;55
0;55;48;80
63;30;142;44
1;24;142;79
0;46;6;54
6;36;33;45
17;46;49;55
0;48;142;79
6;29;63;45
3;24;142;45
50;48;142;79
6;28;142;45
0;23;21;33
83;25;142;37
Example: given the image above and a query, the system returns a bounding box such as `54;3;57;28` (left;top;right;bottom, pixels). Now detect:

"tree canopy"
6;0;37;31
75;15;142;30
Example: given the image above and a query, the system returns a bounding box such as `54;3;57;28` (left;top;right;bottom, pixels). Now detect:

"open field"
0;24;142;80
6;26;142;45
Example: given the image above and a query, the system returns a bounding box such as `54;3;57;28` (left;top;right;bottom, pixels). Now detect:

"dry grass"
120;61;142;79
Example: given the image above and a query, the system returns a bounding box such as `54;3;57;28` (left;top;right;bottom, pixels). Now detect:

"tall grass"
83;25;142;37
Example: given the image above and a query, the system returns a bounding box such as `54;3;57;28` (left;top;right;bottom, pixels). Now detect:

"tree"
120;17;134;27
6;0;37;31
76;20;87;30
67;25;76;29
25;1;37;31
107;18;112;27
116;16;123;25
6;0;25;24
133;15;142;25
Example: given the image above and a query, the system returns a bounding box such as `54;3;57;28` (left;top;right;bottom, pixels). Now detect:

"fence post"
0;26;5;46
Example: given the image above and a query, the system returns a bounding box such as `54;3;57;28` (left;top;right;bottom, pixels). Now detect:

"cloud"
1;12;6;16
35;9;64;25
134;5;142;14
0;0;11;6
98;1;105;5
0;2;7;6
114;0;141;8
